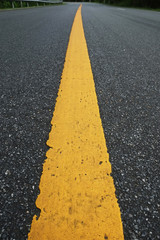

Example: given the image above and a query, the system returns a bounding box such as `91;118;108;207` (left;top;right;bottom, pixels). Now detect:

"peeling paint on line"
28;5;124;240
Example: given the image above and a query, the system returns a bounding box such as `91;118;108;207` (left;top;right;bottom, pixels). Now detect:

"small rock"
5;170;11;176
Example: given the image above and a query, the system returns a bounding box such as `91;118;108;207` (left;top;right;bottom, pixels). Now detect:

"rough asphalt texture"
82;4;160;240
0;3;160;240
0;5;78;239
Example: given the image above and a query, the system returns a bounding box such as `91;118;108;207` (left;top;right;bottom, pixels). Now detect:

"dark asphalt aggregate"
0;3;160;240
82;3;160;240
0;4;78;239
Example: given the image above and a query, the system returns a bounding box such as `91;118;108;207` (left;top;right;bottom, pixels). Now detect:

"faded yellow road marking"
28;5;124;240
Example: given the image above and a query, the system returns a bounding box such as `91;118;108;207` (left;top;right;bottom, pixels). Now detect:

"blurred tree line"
64;0;160;8
102;0;160;8
0;0;58;8
0;0;160;8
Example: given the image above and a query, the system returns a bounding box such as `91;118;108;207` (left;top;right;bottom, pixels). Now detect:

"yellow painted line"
28;5;124;240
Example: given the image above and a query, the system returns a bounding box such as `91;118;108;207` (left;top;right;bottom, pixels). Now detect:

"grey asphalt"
0;4;78;239
0;3;160;240
82;4;160;240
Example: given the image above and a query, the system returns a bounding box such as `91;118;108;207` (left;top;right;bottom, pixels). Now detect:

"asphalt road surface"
0;3;160;240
